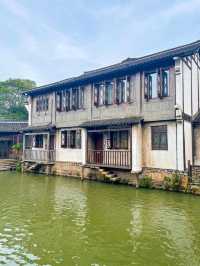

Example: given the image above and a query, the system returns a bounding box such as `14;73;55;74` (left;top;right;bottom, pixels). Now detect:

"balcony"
87;149;131;169
24;149;55;163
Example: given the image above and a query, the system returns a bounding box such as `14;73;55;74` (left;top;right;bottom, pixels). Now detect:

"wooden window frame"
56;92;62;112
144;68;170;101
151;125;168;150
61;130;82;149
110;130;129;150
34;134;44;148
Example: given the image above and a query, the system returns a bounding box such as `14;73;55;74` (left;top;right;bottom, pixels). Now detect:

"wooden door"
94;133;103;164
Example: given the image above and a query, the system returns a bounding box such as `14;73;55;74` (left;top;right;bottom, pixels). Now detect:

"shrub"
139;176;152;188
16;161;22;172
163;176;171;191
163;173;180;191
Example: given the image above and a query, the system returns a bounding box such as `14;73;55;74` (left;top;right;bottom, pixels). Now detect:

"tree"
0;79;36;121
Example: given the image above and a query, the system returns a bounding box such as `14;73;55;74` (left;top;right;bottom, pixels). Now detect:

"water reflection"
54;177;87;228
0;172;200;266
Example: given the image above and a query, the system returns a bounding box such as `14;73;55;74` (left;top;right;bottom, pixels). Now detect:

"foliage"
0;78;36;121
12;143;23;160
139;176;152;188
163;173;181;191
16;161;22;172
12;143;23;152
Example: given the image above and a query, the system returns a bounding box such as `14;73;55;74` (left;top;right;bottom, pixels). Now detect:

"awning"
80;117;142;129
23;124;56;133
0;121;28;133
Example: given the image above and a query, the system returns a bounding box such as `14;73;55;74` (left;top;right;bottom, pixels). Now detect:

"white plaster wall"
132;124;142;172
192;57;199;115
175;59;183;110
25;96;32;126
184;120;193;165
55;130;84;163
142;122;177;169
183;60;192;115
176;121;184;171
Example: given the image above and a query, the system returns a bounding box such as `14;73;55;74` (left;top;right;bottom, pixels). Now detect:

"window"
65;90;71;111
36;96;49;112
58;87;84;112
72;88;78;110
56;92;62;111
99;83;105;106
78;87;84;109
105;81;113;105
44;97;49;111
116;78;126;104
116;77;131;104
162;69;169;97
151;125;168;150
33;135;43;148
61;130;82;149
144;68;170;100
147;72;157;99
25;135;32;149
110;130;129;150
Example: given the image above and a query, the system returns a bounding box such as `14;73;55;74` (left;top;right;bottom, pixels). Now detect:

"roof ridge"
24;39;200;96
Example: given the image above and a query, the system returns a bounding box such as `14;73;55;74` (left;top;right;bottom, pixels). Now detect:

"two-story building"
22;40;200;181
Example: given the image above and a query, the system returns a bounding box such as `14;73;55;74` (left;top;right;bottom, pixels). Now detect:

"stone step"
110;177;120;183
191;182;200;186
0;167;15;171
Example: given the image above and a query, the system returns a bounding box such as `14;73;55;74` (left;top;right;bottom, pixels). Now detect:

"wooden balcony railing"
24;149;55;163
87;149;131;169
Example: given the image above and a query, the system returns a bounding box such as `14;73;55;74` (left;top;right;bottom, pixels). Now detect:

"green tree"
0;78;36;121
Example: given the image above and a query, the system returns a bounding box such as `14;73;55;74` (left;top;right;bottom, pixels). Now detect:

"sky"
0;0;200;86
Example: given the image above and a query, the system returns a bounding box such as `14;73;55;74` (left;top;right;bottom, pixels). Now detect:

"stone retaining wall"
22;161;200;196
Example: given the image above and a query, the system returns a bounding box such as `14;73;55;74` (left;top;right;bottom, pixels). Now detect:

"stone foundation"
142;167;187;183
22;161;200;196
51;161;83;178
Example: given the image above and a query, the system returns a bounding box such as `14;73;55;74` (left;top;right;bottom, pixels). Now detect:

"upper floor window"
151;125;168;150
162;69;169;97
116;77;131;104
144;68;170;100
105;81;113;105
36;96;49;112
56;87;84;112
61;129;81;149
94;77;131;107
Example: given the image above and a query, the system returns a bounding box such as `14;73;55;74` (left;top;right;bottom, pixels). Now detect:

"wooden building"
0;121;27;159
22;40;200;181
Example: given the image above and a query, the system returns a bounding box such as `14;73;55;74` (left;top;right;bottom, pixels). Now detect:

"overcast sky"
0;0;200;85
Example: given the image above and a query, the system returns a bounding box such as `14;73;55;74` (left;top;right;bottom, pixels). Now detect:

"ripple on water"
0;172;200;266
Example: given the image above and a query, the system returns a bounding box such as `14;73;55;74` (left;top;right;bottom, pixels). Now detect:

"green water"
0;172;200;266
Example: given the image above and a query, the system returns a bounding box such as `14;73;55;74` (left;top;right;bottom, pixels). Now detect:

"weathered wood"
87;149;131;169
24;149;55;162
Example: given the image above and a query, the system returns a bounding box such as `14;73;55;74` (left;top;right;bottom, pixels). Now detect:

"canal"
0;171;200;266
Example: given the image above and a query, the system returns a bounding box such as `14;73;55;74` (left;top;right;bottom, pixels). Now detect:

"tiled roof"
23;123;56;133
0;121;28;133
24;40;200;96
80;117;142;129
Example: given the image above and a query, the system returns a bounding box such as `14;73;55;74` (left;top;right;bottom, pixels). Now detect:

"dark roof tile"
0;121;28;133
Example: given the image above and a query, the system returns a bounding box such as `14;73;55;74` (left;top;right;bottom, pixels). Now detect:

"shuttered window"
58;87;84;112
56;92;62;111
144;68;170;100
36;96;49;112
105;81;113;105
